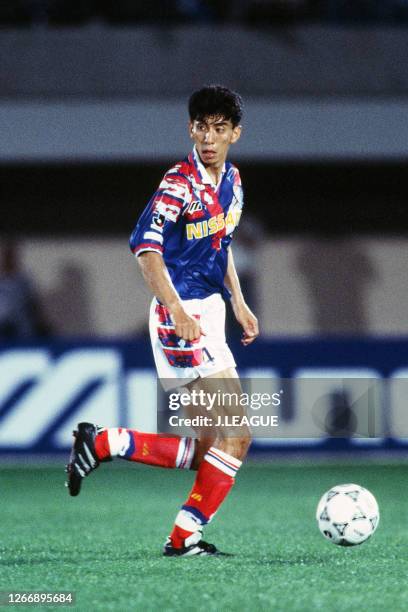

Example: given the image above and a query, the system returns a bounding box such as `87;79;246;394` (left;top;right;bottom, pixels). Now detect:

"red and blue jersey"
129;147;243;300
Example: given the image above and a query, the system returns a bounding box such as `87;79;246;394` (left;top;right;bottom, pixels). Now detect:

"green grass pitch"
1;459;408;611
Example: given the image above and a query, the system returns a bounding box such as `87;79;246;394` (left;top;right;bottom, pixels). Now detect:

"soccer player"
66;85;259;556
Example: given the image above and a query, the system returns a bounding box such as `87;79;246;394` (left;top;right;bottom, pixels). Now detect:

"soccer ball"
316;483;379;546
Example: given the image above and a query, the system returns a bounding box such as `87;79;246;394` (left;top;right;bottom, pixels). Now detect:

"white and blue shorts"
149;293;236;390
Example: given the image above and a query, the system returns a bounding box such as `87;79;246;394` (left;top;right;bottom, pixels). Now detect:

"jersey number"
202;347;215;363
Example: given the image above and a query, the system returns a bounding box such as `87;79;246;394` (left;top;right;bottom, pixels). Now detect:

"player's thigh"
184;370;242;440
187;370;251;455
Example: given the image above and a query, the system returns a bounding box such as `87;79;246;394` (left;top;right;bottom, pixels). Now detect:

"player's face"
189;116;241;168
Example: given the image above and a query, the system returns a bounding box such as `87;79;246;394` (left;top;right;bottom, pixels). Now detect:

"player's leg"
188;367;250;468
66;297;200;496
66;424;196;496
165;368;252;556
94;427;195;469
163;294;251;555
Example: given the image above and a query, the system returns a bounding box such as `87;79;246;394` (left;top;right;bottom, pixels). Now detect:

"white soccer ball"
316;483;379;546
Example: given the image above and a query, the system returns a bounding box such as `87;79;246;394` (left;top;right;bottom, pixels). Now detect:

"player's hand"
233;302;259;346
171;306;204;342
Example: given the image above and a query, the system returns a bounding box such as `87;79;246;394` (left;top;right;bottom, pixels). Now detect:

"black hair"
188;85;243;127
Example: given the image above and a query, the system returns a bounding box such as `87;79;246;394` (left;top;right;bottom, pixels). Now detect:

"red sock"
170;447;242;548
95;428;195;470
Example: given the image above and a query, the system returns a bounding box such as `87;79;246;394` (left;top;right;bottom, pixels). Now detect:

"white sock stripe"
175;437;187;468
204;447;242;478
107;428;120;456
181;438;191;467
107;428;131;457
183;438;195;469
174;509;201;532
205;453;237;477
176;437;195;469
208;447;242;469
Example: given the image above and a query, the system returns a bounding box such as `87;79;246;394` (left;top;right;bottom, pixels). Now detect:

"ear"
230;125;242;144
188;121;194;140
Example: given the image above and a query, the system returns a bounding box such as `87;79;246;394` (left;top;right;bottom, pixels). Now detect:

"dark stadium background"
1;3;408;611
4;162;408;235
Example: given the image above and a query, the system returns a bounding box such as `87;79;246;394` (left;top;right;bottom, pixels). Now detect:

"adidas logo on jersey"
186;200;203;214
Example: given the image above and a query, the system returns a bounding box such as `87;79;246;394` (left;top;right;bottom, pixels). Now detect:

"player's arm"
137;252;203;342
224;247;259;346
131;170;203;342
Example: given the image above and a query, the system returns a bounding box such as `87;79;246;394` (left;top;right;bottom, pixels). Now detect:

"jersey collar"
191;146;226;190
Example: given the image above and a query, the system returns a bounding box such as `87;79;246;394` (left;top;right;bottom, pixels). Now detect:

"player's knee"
222;431;251;461
240;430;252;457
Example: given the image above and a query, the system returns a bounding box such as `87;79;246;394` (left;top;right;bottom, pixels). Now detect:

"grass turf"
0;460;408;611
